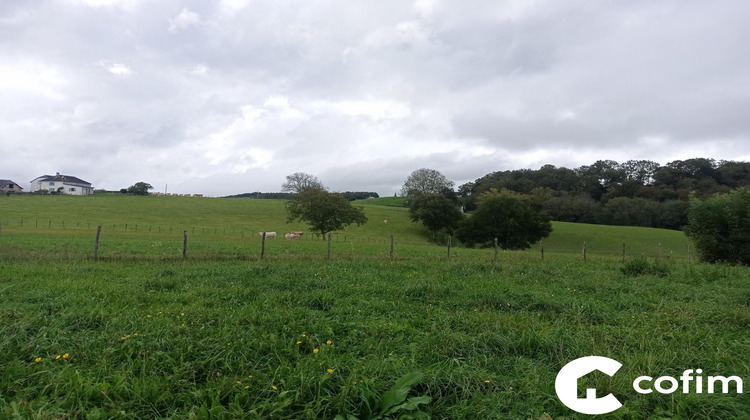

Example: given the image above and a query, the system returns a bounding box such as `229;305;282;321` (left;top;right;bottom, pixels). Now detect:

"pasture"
0;195;690;261
0;195;748;419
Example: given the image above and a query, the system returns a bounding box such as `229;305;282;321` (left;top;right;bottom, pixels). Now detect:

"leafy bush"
408;194;463;237
456;189;552;249
685;188;750;265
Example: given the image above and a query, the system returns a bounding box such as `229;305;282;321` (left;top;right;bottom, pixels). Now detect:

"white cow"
285;233;301;239
258;231;277;239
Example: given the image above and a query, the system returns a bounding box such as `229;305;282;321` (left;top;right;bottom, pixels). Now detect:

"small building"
30;173;94;195
0;179;23;194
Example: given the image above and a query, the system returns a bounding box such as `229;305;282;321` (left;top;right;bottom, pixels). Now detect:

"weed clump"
621;257;671;277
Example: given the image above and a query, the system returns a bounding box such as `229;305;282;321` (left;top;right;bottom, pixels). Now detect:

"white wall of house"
29;177;49;193
30;177;93;195
61;183;92;195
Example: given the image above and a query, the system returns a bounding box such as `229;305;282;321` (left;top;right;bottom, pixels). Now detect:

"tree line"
458;158;750;230
403;168;551;249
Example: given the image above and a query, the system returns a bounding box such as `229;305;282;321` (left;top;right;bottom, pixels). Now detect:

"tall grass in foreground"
1;257;748;419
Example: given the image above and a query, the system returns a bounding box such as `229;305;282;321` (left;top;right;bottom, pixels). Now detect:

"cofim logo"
555;356;744;415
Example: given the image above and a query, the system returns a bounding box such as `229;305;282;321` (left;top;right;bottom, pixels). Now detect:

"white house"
30;173;94;195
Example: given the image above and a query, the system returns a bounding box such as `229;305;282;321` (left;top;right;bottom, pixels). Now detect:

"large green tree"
456;189;552;249
685;188;750;265
408;193;464;236
281;172;325;193
124;182;153;195
401;168;454;197
286;188;368;238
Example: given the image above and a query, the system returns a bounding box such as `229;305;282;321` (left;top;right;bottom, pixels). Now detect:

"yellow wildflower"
34;357;42;362
313;348;319;354
272;385;278;390
326;340;332;345
327;369;334;373
484;380;490;383
296;341;302;344
63;353;69;358
56;355;61;360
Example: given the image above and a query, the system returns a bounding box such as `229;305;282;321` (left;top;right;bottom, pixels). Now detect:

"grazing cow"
285;233;301;240
291;231;304;236
258;231;277;239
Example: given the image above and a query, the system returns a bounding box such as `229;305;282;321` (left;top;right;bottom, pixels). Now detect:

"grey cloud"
3;0;750;196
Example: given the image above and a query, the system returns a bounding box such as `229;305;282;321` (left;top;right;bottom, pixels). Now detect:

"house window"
49;182;55;186
69;188;76;192
8;184;14;189
49;188;55;192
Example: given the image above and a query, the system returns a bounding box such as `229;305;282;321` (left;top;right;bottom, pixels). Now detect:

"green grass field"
0;195;747;419
0;195;690;261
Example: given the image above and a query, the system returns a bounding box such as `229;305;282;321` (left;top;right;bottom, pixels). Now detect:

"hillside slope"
0;195;689;258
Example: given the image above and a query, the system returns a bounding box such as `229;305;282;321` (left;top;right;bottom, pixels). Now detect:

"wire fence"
0;218;693;264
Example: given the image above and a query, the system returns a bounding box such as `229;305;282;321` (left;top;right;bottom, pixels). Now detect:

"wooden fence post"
583;241;587;262
494;237;498;262
390;235;394;260
540;240;544;261
94;225;102;260
261;232;266;260
622;242;626;262
183;230;188;260
327;233;332;259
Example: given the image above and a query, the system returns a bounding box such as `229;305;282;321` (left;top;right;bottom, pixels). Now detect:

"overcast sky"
2;0;750;196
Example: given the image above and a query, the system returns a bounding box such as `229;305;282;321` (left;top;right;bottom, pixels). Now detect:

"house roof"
33;174;92;186
0;179;23;189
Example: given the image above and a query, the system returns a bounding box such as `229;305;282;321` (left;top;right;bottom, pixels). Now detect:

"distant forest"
227;191;380;201
459;158;750;231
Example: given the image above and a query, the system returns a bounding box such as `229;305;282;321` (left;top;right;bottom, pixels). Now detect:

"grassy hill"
359;196;690;258
0;194;689;261
1;194;747;418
